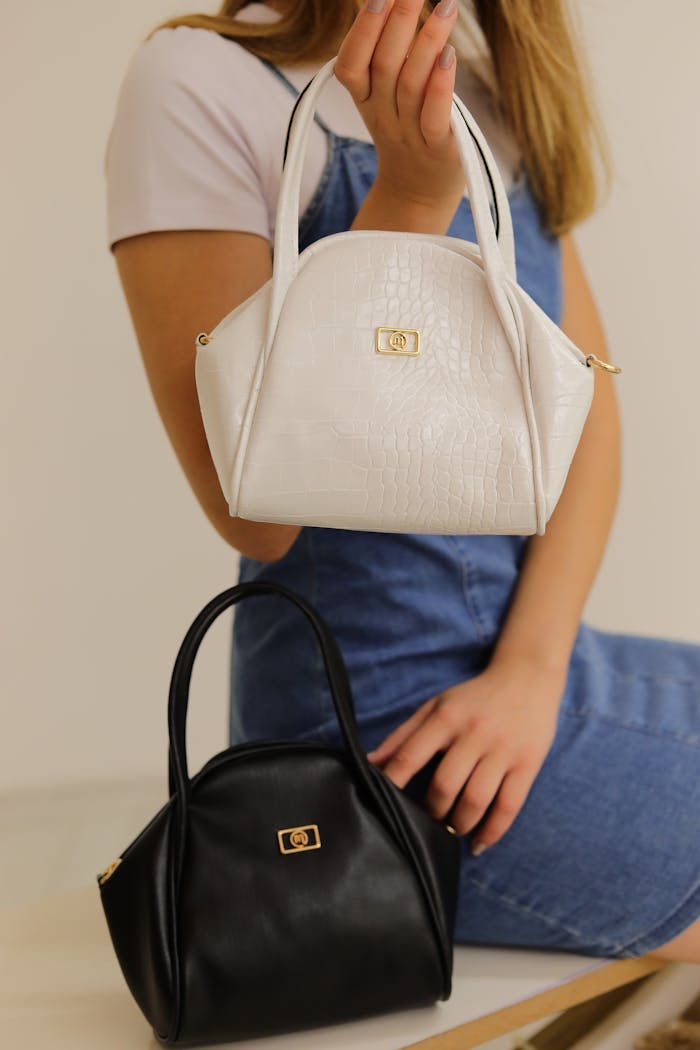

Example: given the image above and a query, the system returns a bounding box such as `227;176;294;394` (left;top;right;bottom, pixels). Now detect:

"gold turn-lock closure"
375;327;420;356
277;823;321;854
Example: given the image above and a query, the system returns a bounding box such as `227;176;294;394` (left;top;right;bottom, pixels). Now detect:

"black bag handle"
167;580;378;802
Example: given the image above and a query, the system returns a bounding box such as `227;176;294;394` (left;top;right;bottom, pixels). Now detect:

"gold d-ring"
585;353;622;374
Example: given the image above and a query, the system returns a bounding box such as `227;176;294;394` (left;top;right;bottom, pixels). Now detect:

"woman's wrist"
350;178;463;236
488;590;579;680
489;639;572;681
487;644;570;700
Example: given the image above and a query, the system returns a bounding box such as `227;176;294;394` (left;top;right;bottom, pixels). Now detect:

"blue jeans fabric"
228;58;700;960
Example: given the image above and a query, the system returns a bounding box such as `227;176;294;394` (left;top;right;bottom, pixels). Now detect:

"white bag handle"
267;54;517;338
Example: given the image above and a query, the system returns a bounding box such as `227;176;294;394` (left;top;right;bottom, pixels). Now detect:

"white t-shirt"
104;2;520;252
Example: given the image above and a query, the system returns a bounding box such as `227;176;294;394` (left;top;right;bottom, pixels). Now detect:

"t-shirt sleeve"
104;28;271;252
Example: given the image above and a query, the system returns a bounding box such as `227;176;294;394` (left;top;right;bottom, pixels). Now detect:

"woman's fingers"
471;765;534;848
423;733;482;821
378;700;455;789
334;0;466;204
369;0;432;116
367;695;439;764
448;752;508;835
334;0;396;103
418;45;457;149
397;1;458;133
336;0;457;122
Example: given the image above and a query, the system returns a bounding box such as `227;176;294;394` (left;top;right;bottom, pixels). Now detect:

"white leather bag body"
195;55;615;536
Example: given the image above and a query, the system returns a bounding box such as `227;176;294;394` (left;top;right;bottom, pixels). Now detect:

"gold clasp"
375;327;420;356
277;824;321;854
196;332;211;346
585;353;622;374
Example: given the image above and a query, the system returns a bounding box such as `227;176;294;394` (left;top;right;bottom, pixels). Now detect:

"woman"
105;0;700;962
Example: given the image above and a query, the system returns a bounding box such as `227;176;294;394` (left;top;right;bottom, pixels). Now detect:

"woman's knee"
646;913;700;964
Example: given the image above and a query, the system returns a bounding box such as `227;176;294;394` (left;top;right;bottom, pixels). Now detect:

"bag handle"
265;54;517;346
279;57;514;279
168;579;384;802
278;66;516;275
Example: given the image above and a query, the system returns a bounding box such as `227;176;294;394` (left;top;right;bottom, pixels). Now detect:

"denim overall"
229;58;700;959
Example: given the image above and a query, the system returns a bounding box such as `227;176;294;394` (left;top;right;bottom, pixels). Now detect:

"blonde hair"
148;0;610;235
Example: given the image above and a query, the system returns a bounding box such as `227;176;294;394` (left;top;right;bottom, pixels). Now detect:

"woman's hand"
367;659;568;852
334;0;466;209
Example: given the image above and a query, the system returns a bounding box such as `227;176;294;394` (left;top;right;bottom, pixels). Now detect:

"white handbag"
194;54;620;536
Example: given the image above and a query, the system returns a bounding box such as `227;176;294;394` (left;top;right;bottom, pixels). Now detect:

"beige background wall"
2;1;698;795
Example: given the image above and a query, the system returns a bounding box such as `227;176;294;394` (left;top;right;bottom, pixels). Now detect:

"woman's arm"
489;232;623;675
112;228;303;563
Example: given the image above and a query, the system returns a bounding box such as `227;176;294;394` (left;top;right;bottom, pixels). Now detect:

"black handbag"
97;580;462;1046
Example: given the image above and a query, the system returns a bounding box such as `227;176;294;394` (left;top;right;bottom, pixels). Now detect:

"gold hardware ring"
98;858;122;885
585;353;622;374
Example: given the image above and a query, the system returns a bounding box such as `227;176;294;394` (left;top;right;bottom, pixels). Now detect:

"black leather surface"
98;580;461;1046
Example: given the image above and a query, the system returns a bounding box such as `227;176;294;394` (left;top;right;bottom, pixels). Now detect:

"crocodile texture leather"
195;55;595;536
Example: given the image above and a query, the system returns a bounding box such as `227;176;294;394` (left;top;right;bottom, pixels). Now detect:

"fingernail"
471;841;488;856
438;43;455;69
367;0;387;13
435;0;457;17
